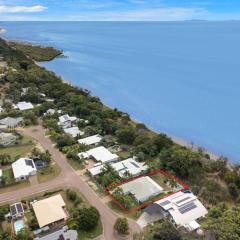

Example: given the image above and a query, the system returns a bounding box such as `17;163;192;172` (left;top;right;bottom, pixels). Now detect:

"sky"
0;0;240;21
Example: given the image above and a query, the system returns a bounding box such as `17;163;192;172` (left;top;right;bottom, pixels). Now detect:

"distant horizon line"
1;19;240;22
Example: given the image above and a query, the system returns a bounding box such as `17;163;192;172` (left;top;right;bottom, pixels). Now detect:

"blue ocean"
1;21;240;161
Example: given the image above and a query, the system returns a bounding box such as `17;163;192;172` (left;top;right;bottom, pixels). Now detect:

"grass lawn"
150;173;172;192
107;201;142;220
2;168;15;185
67;158;84;171
0;136;36;162
0;169;30;194
77;220;103;240
37;164;61;183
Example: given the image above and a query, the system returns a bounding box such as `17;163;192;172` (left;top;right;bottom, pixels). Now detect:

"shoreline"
5;35;222;163
38;59;221;162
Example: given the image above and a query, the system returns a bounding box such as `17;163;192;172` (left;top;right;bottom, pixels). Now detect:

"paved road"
0;125;141;239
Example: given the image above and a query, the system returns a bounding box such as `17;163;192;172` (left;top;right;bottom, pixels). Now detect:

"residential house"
78;134;102;146
78;146;119;164
0;117;23;128
15;101;34;111
12;158;37;181
88;158;148;177
0;132;17;146
121;176;163;203
44;109;56;116
58;114;77;129
10;202;24;219
155;191;208;231
34;226;78;240
111;158;148;178
63;127;84;138
32;194;68;228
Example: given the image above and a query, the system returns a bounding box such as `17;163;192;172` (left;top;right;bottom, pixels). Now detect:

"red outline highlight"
105;169;190;213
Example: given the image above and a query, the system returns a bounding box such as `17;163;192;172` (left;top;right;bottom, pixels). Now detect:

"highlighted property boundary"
105;169;190;213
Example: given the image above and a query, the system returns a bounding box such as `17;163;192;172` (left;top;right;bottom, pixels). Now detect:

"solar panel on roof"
130;162;140;168
176;196;191;204
58;234;65;240
10;205;17;216
159;200;171;206
25;159;34;168
16;203;23;213
179;202;197;214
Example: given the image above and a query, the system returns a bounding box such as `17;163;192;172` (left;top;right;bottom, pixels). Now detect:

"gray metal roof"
34;227;78;240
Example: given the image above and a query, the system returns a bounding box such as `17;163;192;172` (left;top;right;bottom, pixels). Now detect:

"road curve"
0;125;141;240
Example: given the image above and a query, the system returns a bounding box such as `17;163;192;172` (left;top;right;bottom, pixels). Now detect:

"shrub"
114;218;129;235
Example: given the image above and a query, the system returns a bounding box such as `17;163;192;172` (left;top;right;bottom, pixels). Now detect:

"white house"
12;158;37;181
64;127;84;138
88;164;106;177
155;191;208;231
16;101;34;111
88;158;148;177
111;158;148;178
58;114;77;129
121;176;163;203
78;134;102;146
78;146;118;164
44;109;56;116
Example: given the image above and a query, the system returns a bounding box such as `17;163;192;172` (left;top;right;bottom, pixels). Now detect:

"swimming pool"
14;219;24;233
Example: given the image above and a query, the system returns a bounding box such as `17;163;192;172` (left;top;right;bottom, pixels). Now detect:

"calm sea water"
1;21;240;162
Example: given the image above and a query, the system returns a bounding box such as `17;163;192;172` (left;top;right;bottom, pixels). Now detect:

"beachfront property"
32;194;68;228
63;126;84;138
0;117;23;128
78;146;119;164
15;101;34;111
12;158;37;181
58;114;77;129
0;132;17;146
34;226;78;240
121;176;163;203
10;202;24;219
78;134;103;146
155;191;208;231
88;158;147;177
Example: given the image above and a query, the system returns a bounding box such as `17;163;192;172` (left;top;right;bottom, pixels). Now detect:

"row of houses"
76;134;208;233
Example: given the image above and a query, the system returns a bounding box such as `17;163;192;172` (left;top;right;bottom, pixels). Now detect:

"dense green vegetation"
9;41;62;61
114;217;129;235
1;37;240;239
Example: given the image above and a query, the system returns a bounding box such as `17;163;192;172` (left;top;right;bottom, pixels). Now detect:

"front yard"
0;136;36;162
